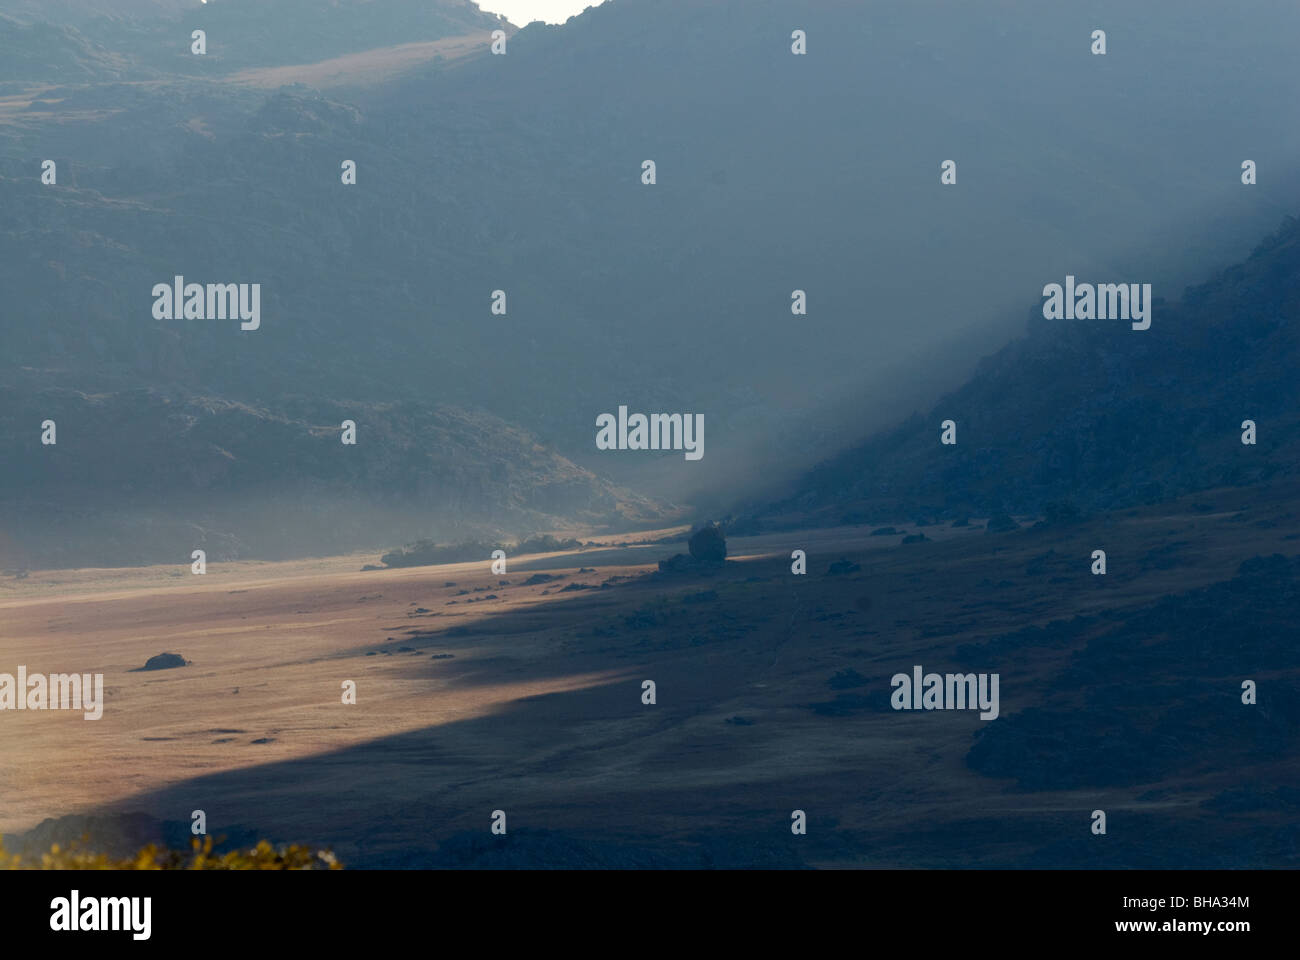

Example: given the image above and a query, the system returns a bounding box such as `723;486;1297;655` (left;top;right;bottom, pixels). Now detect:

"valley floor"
2;487;1297;868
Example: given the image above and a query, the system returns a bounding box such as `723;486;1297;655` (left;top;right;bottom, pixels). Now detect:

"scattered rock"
137;652;189;671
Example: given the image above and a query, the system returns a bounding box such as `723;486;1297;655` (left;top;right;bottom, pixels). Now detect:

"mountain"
763;213;1300;526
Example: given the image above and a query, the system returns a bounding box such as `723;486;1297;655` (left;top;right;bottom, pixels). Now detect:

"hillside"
1;0;1297;512
0;0;508;79
0;16;133;83
765;213;1300;525
0;388;662;568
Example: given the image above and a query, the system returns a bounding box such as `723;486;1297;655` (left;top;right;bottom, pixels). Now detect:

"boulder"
139;652;188;671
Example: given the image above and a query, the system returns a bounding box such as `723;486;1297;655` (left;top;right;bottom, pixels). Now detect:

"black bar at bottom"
0;868;1280;946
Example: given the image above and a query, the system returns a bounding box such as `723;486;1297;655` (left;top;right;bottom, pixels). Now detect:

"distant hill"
0;389;662;568
0;1;191;26
765;213;1300;525
0;0;508;77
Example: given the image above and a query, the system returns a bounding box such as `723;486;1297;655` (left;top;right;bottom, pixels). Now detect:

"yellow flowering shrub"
0;834;341;870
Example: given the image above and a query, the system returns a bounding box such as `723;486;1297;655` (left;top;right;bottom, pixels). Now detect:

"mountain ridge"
758;212;1300;526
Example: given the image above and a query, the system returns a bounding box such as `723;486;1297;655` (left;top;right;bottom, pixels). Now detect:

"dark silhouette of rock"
137;652;188;671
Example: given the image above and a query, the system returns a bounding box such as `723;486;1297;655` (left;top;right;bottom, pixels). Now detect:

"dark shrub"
688;523;727;563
